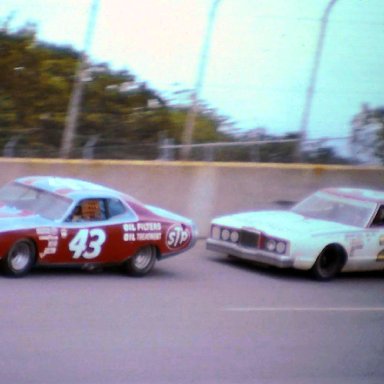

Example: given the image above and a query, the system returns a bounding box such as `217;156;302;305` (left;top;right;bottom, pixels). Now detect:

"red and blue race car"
0;176;197;277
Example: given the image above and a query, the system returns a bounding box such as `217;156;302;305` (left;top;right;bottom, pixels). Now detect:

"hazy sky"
1;0;383;144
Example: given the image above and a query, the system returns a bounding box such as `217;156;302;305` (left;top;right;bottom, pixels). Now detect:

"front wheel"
311;246;344;281
2;239;36;277
125;246;157;277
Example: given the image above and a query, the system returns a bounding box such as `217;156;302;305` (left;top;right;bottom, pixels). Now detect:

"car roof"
322;188;384;204
15;176;127;200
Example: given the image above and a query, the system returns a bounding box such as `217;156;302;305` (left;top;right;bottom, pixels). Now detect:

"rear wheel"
311;245;345;281
2;239;36;277
125;246;157;276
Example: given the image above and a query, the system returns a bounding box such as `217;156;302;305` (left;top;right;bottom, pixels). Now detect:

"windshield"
0;182;72;221
291;191;376;228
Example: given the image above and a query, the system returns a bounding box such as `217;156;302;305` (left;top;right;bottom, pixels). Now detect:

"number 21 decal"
69;228;106;259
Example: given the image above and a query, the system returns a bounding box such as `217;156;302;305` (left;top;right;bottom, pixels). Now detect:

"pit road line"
223;307;384;312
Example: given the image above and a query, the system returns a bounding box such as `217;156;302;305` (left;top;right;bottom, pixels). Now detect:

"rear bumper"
206;238;294;268
159;222;199;260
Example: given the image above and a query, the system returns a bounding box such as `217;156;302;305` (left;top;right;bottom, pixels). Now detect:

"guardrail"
0;158;382;236
2;136;354;164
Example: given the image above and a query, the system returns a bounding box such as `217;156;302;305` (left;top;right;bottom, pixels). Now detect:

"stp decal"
166;224;190;250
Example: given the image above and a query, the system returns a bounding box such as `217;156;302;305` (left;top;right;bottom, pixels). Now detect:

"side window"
70;199;107;222
371;205;384;227
106;198;127;218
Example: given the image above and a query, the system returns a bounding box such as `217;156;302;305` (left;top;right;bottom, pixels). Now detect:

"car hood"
212;210;360;238
0;205;50;231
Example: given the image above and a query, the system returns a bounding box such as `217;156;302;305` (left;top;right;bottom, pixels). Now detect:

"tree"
0;22;240;159
351;104;384;164
0;24;79;154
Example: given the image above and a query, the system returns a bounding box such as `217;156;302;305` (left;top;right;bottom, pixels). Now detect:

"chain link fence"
1;135;354;164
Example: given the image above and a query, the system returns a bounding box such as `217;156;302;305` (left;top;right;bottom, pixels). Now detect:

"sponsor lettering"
36;229;59;258
123;223;136;231
124;233;136;241
36;227;58;236
137;222;161;231
166;224;190;249
123;222;162;242
137;233;162;241
41;248;57;257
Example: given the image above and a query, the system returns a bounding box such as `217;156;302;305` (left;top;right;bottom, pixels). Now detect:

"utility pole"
297;0;339;162
181;0;221;160
60;0;100;158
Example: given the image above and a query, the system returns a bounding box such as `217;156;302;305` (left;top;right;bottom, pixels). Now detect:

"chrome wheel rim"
10;243;31;271
133;247;153;270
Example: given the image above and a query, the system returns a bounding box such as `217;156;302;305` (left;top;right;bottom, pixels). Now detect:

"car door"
48;198;109;264
41;197;141;265
348;205;384;271
353;228;384;271
365;205;384;269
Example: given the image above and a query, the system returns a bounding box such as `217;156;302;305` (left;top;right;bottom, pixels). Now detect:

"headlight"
230;231;239;243
221;229;230;241
266;239;276;252
276;241;286;254
211;225;221;240
262;236;288;254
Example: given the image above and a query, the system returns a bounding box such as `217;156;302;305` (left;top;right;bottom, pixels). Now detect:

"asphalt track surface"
0;240;383;384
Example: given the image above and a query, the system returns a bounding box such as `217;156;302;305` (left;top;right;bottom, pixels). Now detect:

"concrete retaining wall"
1;158;383;236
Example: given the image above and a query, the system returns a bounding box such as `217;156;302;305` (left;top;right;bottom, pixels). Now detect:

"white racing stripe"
223;307;384;312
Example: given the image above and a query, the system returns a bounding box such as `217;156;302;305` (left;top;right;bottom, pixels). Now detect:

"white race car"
206;188;384;280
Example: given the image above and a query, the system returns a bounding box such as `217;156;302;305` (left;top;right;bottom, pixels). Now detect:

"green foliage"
166;107;232;144
2;22;344;163
0;25;77;152
351;105;384;164
0;23;230;158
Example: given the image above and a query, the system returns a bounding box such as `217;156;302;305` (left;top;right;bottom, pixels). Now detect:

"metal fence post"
3;136;20;157
82;135;99;159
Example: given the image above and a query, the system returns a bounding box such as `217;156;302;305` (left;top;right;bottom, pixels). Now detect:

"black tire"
2;239;36;277
125;246;157;277
311;246;344;281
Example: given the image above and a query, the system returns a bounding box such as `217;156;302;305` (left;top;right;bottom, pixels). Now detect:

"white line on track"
223;307;384;312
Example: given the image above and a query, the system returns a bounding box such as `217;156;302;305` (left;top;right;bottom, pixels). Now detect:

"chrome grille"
239;230;260;248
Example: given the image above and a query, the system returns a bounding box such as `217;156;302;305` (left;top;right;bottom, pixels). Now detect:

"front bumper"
206;238;294;268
